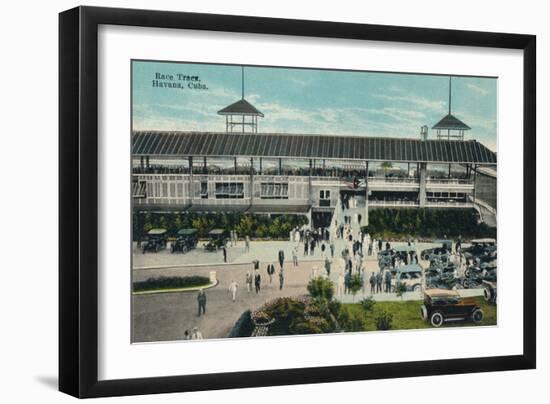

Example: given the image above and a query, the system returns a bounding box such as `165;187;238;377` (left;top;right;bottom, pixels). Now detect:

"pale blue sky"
132;60;497;151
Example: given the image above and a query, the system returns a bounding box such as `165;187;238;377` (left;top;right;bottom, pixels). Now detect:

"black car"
141;228;167;253
171;229;198;253
420;239;453;261
462;264;497;289
462;238;497;258
420;289;484;327
204;229;228;252
425;262;459;290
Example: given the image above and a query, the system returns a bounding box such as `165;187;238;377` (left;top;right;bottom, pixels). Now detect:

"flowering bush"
251;310;273;325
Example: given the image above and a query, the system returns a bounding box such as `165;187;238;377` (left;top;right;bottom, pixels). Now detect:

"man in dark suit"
278;250;285;270
254;271;261;294
197;289;207;316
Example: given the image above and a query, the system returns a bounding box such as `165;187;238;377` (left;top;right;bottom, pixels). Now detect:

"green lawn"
343;297;497;331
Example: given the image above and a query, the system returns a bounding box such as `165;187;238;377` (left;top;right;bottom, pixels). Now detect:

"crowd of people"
186;202;469;342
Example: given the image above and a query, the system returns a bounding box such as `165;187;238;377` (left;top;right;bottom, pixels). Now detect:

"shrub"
337;306;365;332
133;276;210;292
375;310;394;331
262;297;307;335
307;277;335;301
289;317;331;334
133;212;309;241
359;296;376;312
361;208;495;241
228;310;254;338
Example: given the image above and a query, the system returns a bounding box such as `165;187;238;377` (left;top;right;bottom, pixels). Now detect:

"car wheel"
472;308;484;323
423;254;429;261
430;311;444;327
462;279;470;289
420;305;428;320
465;268;471;277
412;284;421;292
483;287;493;302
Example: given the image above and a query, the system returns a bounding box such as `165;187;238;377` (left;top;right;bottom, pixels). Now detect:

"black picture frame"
59;6;536;398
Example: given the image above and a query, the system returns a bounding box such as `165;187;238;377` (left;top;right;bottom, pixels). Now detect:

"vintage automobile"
420;288;484;327
391;264;423;292
464;259;496;276
462;265;497;289
378;245;418;271
204;229;228;252
377;248;395;269
141;228;167;253
170;228;198;253
420;239;453;261
482;280;497;304
425;262;460;289
462;238;497;258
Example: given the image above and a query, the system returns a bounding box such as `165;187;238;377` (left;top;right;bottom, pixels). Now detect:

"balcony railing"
368;199;419;207
368;176;419;184
427;178;473;185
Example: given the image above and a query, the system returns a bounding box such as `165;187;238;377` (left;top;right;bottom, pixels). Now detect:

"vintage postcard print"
131;61;497;342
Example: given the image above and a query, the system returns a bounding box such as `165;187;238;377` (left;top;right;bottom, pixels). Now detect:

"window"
200;182;208;199
215;182;244;199
260;182;288;199
154;182;161;198
319;189;331;206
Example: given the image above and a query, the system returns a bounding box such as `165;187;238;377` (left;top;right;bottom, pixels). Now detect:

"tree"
348;273;363;302
236;215;255;237
395;282;407;300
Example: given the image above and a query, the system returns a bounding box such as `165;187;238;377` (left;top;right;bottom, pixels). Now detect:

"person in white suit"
228;280;238;302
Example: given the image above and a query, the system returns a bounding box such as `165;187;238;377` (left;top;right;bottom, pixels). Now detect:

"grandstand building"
132;78;497;228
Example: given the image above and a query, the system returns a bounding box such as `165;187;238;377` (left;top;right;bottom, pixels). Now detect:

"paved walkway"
133;260;322;342
133;239;338;269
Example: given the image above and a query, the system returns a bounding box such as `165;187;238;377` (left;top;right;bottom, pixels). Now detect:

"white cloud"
287;77;312;87
372;93;446;113
466;83;489;96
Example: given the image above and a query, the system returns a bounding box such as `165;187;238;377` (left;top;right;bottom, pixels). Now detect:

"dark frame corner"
59;6;536;398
